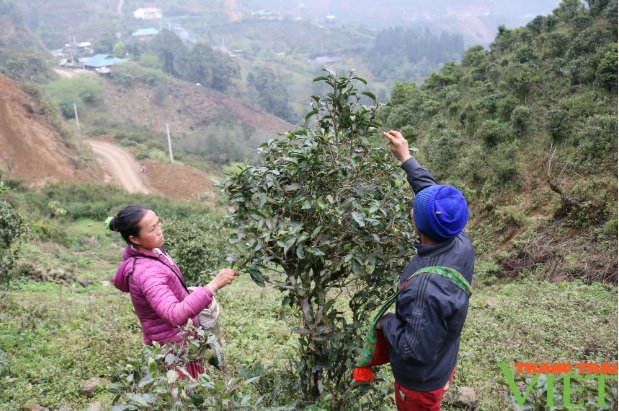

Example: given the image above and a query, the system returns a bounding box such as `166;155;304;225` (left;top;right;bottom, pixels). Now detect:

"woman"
109;205;236;377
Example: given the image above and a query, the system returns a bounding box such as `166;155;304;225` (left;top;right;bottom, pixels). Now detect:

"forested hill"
0;0;54;83
383;0;618;282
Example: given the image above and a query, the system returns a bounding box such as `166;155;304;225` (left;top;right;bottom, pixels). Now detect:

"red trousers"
394;368;456;411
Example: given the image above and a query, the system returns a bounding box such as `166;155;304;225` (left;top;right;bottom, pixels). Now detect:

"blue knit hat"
413;185;469;241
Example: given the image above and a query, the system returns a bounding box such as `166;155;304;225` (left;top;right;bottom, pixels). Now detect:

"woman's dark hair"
108;205;151;244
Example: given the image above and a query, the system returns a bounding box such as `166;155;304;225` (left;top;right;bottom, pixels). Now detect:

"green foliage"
150;29;186;77
12;183;211;225
572;114;618;165
595;42;618;90
108;322;272;410
180;43;241;93
112;41;126;59
0;199;28;289
110;62;166;88
476;119;509;146
160;215;233;286
45;76;104;118
0;49;53;84
509;106;531;136
223;70;413;406
138;53;160;69
366;26;464;82
543;109;571;142
247;66;296;122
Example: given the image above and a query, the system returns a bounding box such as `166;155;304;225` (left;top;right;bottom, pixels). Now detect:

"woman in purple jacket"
109;205;237;377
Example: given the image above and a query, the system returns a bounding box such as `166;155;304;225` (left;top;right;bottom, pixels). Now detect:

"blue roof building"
131;28;159;38
83;54;127;69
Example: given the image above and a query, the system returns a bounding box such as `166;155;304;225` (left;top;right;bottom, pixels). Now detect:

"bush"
111;62;166;88
476;120;509;146
160;214;232;286
510;105;532;137
0;199;28;289
45;76;104;118
573;114;618;164
222;70;413;407
425;127;462;178
108;322;273;409
544;109;571;142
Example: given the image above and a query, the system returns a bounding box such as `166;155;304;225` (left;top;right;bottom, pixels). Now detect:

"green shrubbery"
45;75;104;118
223;70;413;407
161;215;233;286
111;62;165;89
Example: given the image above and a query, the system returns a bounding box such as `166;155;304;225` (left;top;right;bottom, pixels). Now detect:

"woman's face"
130;209;164;252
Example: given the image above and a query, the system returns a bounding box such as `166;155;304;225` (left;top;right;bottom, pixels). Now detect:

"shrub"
425;127;462;178
510;105;532;137
476;119;509;146
111;62;165;88
0;199;28;289
108;322;272;409
543;109;571;142
222;70;413;407
573;114;618;165
45;76;104;118
160;214;232;286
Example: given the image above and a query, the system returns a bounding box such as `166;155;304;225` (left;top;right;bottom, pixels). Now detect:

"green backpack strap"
356;266;472;371
407;265;472;298
369;265;471;330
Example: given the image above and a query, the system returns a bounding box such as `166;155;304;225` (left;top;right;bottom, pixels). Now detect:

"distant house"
252;9;276;20
131;28;159;40
133;8;163;19
82;54;127;69
311;56;340;65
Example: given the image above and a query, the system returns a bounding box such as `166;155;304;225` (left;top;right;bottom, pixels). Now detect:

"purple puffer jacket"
113;244;213;346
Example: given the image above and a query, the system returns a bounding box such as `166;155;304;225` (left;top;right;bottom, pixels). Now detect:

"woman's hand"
207;268;238;293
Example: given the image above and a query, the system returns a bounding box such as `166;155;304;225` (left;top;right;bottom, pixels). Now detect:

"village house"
131;28;159;40
251;10;276;20
82;54;127;70
133;8;163;20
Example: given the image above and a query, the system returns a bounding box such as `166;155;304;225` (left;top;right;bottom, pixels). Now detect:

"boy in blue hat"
378;130;475;410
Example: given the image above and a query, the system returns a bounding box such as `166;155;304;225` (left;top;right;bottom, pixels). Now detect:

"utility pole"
73;103;80;131
166;123;174;163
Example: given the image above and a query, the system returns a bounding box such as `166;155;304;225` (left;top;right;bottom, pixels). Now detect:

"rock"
80;377;104;398
454;386;477;408
21;401;49;411
101;281;111;287
87;402;103;411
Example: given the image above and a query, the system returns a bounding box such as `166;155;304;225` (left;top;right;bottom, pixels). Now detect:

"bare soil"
0;74;95;188
89;135;215;202
0;74;218;202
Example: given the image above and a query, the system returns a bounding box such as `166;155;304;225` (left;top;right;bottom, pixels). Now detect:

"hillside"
0;74;96;187
240;0;561;44
0;73;224;202
384;0;618;282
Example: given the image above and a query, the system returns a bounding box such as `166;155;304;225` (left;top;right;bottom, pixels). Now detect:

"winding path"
89;140;152;194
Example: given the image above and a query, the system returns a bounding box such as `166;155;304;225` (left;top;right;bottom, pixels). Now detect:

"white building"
133;8;163;20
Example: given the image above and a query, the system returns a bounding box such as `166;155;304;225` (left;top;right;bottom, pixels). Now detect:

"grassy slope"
0;215;616;410
384;4;618;286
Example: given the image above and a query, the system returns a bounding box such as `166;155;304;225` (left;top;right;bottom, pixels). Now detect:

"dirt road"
89;140;153;194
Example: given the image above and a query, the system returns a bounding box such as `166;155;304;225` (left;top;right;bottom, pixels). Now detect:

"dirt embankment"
89;136;215;202
89;139;152;194
0;74;216;201
0;74;95;187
